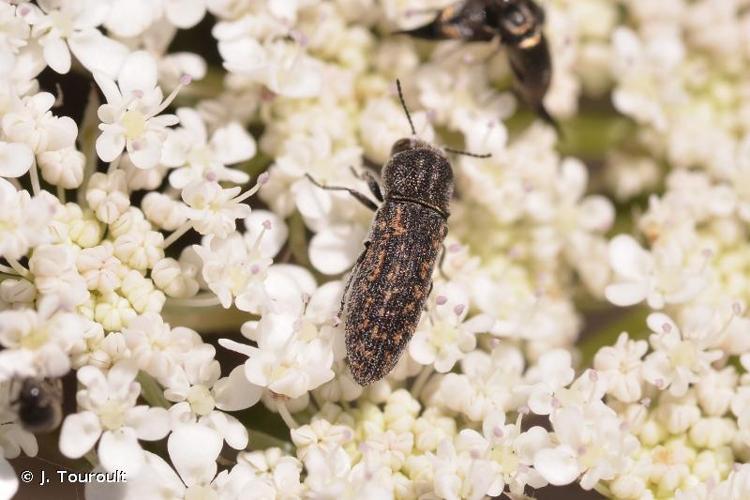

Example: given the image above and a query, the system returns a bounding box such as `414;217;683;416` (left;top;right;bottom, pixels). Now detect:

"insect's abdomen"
344;201;447;385
509;36;552;105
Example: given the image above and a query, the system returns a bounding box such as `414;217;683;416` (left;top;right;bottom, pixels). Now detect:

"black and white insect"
306;81;489;385
399;0;559;133
13;378;63;434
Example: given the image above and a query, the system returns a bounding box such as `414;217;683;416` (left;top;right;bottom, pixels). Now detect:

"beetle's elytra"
399;0;558;133
306;81;458;385
344;139;453;385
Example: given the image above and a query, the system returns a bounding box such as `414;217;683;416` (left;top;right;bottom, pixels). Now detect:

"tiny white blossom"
59;361;170;475
20;0;127;76
642;313;722;397
94;51;184;169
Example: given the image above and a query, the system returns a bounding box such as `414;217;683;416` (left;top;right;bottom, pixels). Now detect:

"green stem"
577;305;650;364
249;429;293;453
287;211;312;268
136;371;170;409
83;450;98;469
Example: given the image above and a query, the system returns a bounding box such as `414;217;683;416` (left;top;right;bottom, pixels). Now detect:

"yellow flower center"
20;326;49;350
187;385;215;417
99;401;126;430
122;110;147;140
670;341;697;368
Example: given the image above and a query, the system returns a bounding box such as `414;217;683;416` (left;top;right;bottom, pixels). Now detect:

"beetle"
13;378;63;434
398;0;559;133
306;81;488;385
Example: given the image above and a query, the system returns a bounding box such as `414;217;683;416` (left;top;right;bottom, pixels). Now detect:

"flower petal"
213;365;262;411
211;122;256;165
43;36;71;74
59;411;102;459
69;29;128;79
309;225;365;275
168;423;222;487
609;235;650;280
96;130;125;162
0;142;33;177
117;51;158;96
126;406;171;441
604;282;648;307
0;458;18;500
164;0;206;28
534;446;581;486
98;428;145;476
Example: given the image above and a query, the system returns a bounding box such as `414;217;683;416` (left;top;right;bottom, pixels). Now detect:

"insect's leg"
305;174;378;212
349;166;384;202
437;243;448;280
338;242;370;320
423;280;435;324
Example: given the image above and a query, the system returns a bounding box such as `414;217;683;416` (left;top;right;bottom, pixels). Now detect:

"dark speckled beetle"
13;378;63;434
306;81;488;386
399;0;559;133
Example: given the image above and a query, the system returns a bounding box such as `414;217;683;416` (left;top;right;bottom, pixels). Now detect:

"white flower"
86;170;130;224
263;130;363;221
2;91;77;154
182;180;252;238
105;0;206;38
0;141;33;178
93;423;246;500
59;361;170;475
29;243;90;308
594;332;648;403
165;344;260;450
218;37;322;98
162;107;255;189
150;258;199;298
141;192;187;231
122;313;201;386
409;284;493;373
521;349;576;415
38;146;85;188
605;234;709;309
0;179;57;260
94;51;183;169
0;305;85;380
220;310;336;399
113;230;164;272
20;0;127;75
76;243;126;293
0;457;17;500
193;233;271;310
642;313;722;397
534;403;638;490
235;448;304;498
431;435;503;500
431;345;525;422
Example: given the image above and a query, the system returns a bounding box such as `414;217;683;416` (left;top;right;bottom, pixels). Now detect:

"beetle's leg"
338;242;370;320
423;280;435;323
349;166;384;202
305;174;378;212
437;243;449;280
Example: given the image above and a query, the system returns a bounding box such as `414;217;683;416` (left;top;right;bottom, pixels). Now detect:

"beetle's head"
383;139;453;215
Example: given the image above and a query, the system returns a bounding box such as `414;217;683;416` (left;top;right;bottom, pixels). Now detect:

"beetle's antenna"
444;147;492;158
396;79;417;136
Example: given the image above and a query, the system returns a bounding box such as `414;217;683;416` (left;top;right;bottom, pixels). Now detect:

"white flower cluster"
1;0;750;499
